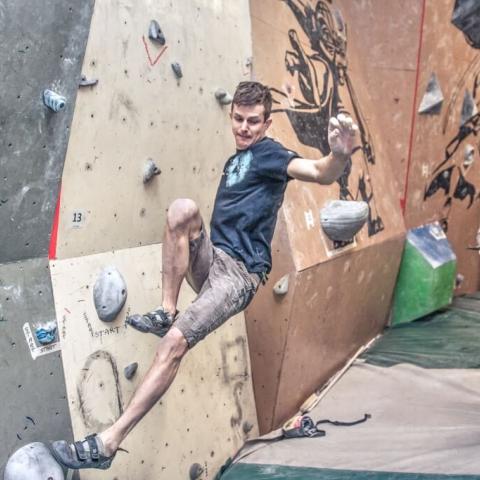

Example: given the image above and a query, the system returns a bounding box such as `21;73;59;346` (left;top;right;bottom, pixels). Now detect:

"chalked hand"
328;114;358;158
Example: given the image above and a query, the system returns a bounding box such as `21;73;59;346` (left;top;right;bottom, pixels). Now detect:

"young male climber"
51;81;358;470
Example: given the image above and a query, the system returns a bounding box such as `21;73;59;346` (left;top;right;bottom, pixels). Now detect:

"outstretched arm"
287;114;358;184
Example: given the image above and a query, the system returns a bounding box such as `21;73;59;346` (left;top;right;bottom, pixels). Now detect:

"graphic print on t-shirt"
226;150;253;187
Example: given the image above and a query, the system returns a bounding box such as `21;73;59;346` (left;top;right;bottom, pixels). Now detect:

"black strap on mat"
283;413;371;439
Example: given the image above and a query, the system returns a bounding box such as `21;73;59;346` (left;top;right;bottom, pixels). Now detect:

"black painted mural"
271;0;384;237
423;1;480;231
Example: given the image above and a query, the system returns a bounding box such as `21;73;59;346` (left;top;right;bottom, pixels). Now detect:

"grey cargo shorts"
174;227;261;348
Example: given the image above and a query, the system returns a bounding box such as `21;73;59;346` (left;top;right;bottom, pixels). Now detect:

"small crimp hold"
273;274;289;296
171;62;183;79
189;463;204;480
464;144;475;166
79;75;99;87
148;20;166;45
124;362;138;380
143;158;161;184
43;89;66;112
215;88;233;105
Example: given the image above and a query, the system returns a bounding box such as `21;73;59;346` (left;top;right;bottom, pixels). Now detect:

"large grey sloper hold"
93;266;128;322
320;200;369;242
4;442;65;480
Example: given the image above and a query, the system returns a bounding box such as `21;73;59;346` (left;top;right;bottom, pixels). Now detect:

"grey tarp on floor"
224;299;480;477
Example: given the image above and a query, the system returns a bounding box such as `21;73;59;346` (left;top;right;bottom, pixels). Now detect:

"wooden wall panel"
251;0;405;272
405;0;480;293
50;244;258;479
247;0;408;432
55;0;252;259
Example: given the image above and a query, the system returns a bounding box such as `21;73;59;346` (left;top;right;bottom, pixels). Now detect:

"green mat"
219;463;480;479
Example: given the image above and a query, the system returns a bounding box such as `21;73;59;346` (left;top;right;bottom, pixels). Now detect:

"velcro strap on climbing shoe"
74;441;87;461
85;435;100;460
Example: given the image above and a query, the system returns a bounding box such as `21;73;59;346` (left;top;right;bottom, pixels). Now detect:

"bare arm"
287;114;358;184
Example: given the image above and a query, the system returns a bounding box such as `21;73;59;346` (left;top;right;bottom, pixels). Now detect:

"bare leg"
98;327;188;456
161;198;202;315
98;199;202;455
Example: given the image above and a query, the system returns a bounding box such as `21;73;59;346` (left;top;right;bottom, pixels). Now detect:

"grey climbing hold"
34;320;57;345
149;20;166;45
320;200;369;242
93;266;128;322
171;62;183;79
124;362;138;380
215;88;233;106
43;89;66;112
242;420;254;434
143;158;161;184
452;0;480;49
189;463;204;480
4;442;64;480
461;89;478;125
418;73;444;114
273;274;289;296
464;144;475;166
79;75;99;87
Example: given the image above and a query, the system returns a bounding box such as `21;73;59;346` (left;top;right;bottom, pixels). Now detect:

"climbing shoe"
126;306;176;337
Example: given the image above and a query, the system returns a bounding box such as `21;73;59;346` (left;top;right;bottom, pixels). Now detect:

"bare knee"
166;198;201;234
154;327;188;365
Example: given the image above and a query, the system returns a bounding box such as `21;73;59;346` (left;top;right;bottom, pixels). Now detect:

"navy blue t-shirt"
210;137;298;274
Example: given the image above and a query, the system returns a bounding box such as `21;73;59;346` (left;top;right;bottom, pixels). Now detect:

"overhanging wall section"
247;0;407;432
404;0;480;294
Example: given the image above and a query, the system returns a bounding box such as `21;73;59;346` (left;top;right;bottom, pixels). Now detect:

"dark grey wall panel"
0;258;73;477
0;0;94;263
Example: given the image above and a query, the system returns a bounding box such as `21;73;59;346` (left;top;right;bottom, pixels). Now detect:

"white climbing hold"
4;442;65;480
464;144;475;166
215;88;233;105
320;200;369;242
93;266;128;322
143;158;161;184
418;73;443;114
273;274;289;296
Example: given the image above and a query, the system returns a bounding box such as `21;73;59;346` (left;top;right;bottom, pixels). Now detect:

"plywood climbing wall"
404;0;480;294
53;0;253;260
50;244;258;479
